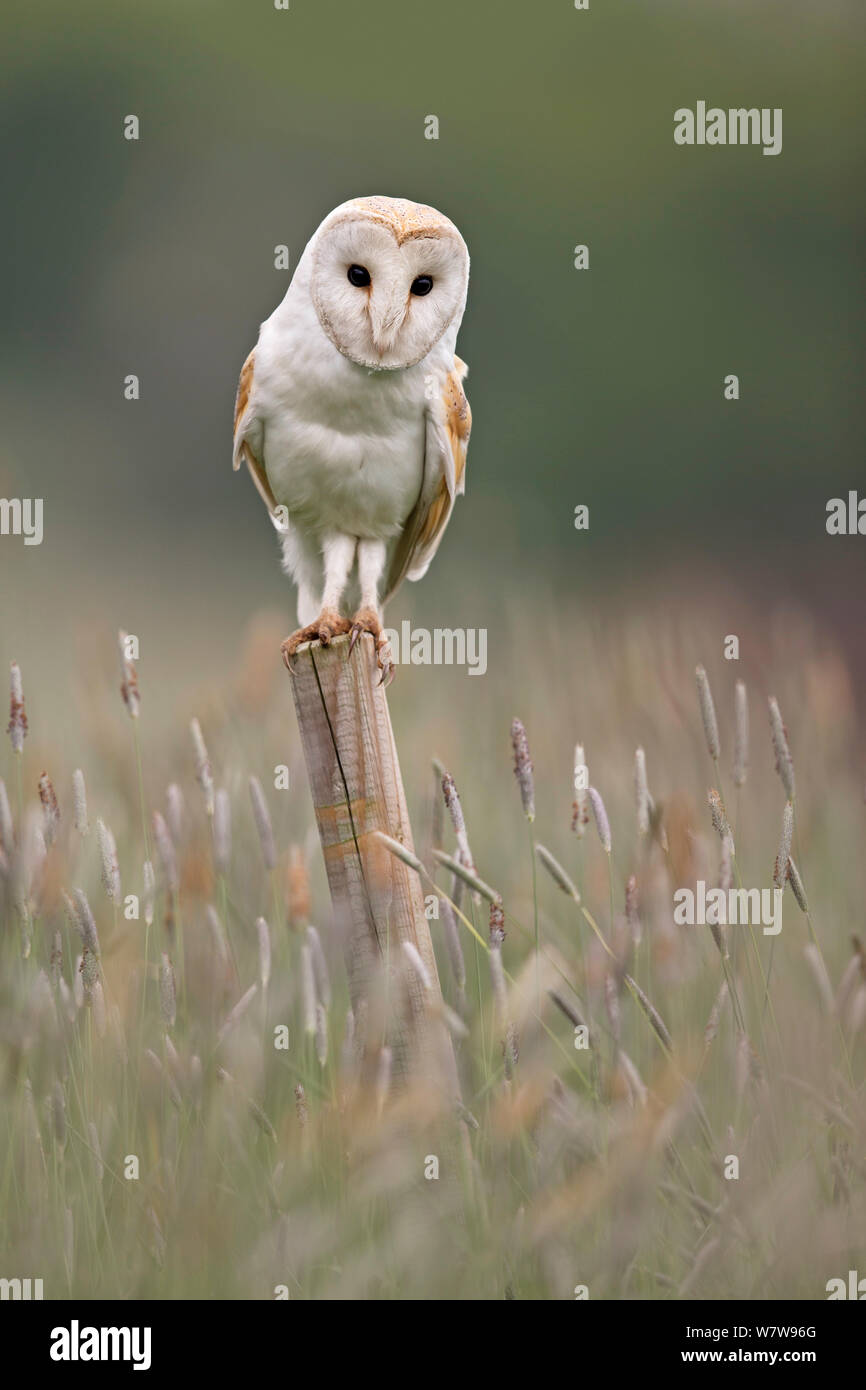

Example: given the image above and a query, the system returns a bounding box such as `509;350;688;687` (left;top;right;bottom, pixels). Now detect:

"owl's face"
309;197;469;371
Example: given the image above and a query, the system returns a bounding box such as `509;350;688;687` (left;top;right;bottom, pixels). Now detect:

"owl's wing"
383;356;471;603
233;347;280;516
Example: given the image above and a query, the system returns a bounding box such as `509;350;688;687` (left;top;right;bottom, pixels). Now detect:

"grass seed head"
96;817;121;901
0;777;13;853
733;680;749;787
294;1082;308;1127
719;835;733;893
118;631;140;719
72;769;88;837
695;665;720;762
433;848;498;902
441;770;476;872
39;773;60;848
768;696;796;800
774;800;794;889
7;662;28;754
489;896;506;947
66;887;100;957
624;973;673;1052
256;916;271;990
159;952;177;1029
190;717;215;816
378;831;422;872
80;946;101;999
571;743;588;837
634;747;650;836
430;760;445;850
511;718;535;821
589;786;612;854
786;855;808;913
703;980;729;1046
707;788;734;855
625;873;641;944
535;843;581;902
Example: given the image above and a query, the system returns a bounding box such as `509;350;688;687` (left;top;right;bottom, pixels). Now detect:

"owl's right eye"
347;264;371;288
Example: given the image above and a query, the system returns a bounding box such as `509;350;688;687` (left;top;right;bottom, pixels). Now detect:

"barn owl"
233;195;471;683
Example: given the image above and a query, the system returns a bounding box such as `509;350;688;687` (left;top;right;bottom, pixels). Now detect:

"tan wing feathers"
233;347;279;515
414;365;471;554
383;358;471;601
233;349;255;461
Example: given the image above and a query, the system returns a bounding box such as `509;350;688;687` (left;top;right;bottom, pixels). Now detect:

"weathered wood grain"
289;631;457;1094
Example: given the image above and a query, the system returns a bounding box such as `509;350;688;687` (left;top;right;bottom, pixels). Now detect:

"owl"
233;195;471;683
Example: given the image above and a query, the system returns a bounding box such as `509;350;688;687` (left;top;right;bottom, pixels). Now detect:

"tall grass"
0;604;864;1300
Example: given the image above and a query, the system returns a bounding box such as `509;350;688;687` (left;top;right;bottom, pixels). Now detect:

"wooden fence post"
289;631;459;1098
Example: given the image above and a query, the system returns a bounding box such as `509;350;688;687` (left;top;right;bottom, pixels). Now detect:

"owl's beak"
368;286;408;355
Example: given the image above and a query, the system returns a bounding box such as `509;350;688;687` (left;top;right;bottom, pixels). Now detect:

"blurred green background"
1;0;864;707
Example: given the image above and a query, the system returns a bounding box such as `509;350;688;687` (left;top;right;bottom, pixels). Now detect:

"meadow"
1;592;864;1300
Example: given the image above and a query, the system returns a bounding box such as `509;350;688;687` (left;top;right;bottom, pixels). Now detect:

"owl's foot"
281;611;351;671
348;608;395;687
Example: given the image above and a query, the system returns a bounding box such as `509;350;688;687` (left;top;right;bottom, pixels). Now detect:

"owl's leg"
296;584;318;629
348;539;394;686
281;532;354;670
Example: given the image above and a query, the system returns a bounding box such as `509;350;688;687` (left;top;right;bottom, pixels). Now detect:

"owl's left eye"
410;275;433;296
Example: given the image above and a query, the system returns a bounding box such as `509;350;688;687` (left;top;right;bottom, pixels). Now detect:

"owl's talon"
376;638;395;687
347;609;395;686
348;609;380;650
281;611;350;669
